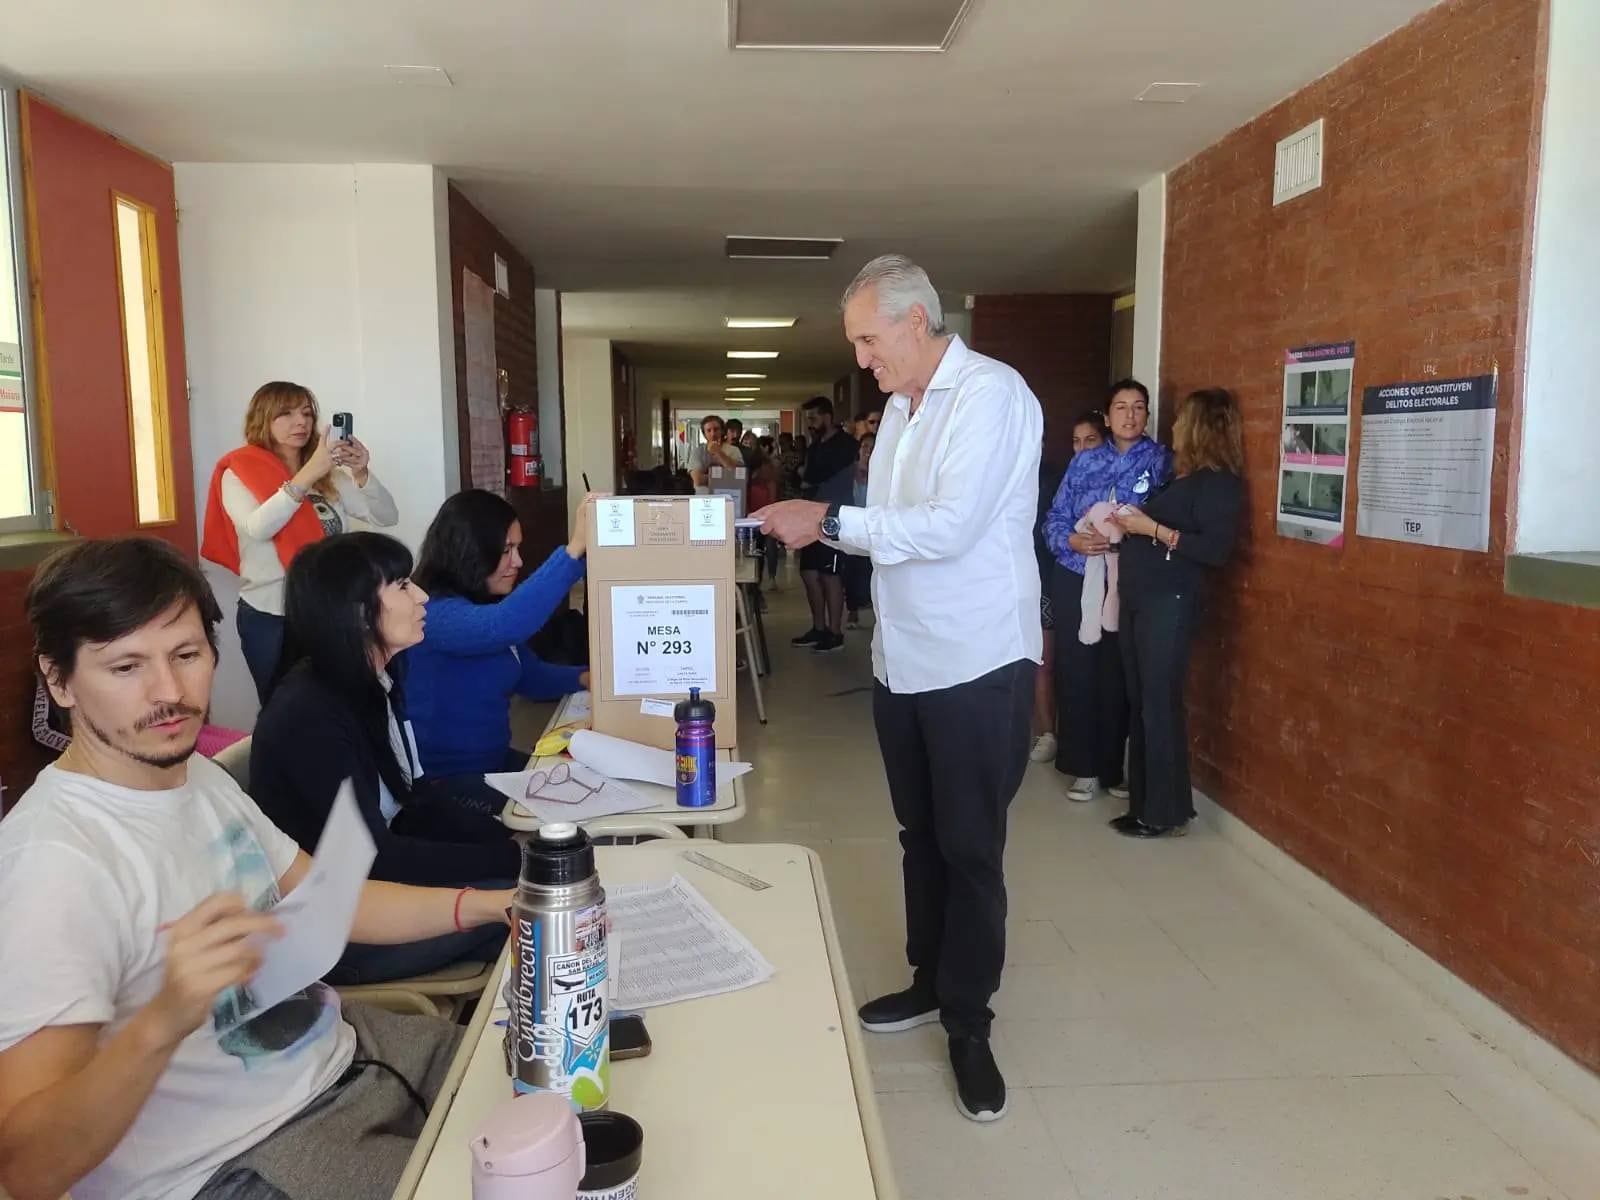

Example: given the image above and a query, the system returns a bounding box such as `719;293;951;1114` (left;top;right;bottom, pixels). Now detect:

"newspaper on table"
606;874;775;1009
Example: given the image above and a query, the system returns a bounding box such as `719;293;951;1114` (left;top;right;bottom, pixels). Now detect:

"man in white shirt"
0;537;517;1200
755;254;1042;1123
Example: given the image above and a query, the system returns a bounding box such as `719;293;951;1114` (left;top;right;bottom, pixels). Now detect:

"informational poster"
1356;374;1497;552
609;584;717;696
1276;341;1355;546
462;268;506;497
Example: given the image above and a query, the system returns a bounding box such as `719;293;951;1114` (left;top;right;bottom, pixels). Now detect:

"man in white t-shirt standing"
0;538;517;1200
755;255;1042;1124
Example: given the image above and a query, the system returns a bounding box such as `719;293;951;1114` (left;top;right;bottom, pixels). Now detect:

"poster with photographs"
1276;341;1355;546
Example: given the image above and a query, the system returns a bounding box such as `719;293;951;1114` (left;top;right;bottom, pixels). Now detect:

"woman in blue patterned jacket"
1042;380;1171;802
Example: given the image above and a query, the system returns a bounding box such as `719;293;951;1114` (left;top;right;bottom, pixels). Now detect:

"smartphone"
331;411;354;443
610;1014;651;1061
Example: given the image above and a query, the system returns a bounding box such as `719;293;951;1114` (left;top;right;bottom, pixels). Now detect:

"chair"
585;816;692;845
337;959;498;1021
211;734;252;790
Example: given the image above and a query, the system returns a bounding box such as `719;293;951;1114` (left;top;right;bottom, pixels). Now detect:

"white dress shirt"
832;335;1043;694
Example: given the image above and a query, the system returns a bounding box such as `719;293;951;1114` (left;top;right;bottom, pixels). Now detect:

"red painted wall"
22;95;194;554
1161;0;1600;1068
970;294;1114;468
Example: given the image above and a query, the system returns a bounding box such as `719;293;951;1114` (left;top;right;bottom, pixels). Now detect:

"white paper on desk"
214;783;375;1035
568;729;752;793
606;875;774;1009
485;761;655;824
562;690;593;723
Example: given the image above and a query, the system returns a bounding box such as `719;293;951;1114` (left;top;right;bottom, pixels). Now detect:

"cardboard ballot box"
585;495;738;750
706;462;748;519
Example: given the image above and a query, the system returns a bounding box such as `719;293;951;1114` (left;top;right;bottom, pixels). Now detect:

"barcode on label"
672;609;708;616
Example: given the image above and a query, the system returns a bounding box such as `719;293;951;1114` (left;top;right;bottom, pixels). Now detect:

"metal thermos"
506;823;610;1111
674;687;717;808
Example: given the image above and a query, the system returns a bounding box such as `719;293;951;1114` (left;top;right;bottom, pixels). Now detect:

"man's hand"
1068;530;1111;556
146;895;282;1049
752;500;829;550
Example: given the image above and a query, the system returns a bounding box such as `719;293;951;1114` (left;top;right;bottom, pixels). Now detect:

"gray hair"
841;254;947;336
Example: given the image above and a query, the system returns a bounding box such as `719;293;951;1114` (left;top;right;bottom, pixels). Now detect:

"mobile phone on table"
610;1014;651;1061
331;412;354;443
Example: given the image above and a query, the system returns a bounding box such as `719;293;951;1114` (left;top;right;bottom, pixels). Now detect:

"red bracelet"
453;887;475;933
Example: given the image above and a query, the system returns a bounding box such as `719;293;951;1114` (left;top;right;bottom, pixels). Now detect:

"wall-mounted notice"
1356;374;1496;552
1276;341;1355;546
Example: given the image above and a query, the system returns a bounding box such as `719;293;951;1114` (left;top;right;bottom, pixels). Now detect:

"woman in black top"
1110;388;1246;837
252;532;518;983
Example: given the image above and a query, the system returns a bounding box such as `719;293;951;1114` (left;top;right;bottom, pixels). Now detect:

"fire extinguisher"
506;408;542;488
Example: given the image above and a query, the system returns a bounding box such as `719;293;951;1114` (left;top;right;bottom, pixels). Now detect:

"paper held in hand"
214;782;376;1035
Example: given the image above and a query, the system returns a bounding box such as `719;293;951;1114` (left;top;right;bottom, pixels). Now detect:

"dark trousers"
328;874;515;986
1051;564;1128;786
1121;587;1200;828
873;658;1033;1038
844;555;873;611
236;600;284;701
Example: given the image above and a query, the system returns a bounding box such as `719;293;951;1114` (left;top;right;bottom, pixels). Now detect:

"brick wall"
446;185;569;566
1160;0;1600;1069
0;568;54;810
970;294;1114;467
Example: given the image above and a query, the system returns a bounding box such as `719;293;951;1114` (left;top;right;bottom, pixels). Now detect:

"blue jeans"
236;600;284;701
327;876;515;986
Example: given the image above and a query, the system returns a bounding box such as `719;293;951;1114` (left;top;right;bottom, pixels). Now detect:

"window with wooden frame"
112;192;175;526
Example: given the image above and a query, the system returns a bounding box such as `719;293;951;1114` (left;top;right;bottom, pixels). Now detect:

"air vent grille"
1274;119;1325;206
725;236;843;261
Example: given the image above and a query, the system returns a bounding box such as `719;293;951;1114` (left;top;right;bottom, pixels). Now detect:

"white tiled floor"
712;571;1600;1200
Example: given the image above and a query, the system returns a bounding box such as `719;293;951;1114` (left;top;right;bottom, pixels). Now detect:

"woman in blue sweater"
407;490;591;778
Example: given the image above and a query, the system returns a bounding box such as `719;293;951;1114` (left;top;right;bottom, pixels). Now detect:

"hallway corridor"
720;577;1600;1200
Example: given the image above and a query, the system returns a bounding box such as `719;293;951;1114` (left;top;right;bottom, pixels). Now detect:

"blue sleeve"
421;548;585;655
1042;460;1081;561
516;652;586;702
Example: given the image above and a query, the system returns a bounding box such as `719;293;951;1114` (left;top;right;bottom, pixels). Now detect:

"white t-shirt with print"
0;756;355;1200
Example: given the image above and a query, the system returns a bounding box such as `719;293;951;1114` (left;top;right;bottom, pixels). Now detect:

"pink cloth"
1077;501;1122;645
196;725;248;758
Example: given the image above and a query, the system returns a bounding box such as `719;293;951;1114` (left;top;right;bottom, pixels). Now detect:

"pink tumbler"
469;1091;586;1200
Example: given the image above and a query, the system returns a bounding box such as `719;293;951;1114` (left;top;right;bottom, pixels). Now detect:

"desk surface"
500;692;747;832
398;843;894;1200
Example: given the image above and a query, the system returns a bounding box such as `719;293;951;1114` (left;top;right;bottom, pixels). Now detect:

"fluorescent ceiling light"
726;373;767;379
724;396;756;403
726;386;761;393
727;350;780;359
724;317;797;329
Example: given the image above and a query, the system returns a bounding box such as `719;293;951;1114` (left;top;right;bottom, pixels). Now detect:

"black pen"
583;473;591;491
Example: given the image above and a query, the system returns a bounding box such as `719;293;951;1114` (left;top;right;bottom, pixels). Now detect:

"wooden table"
394;843;897;1200
498;692;748;839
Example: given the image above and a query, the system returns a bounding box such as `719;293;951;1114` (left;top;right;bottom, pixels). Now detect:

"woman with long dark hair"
406;490;592;778
201;381;398;699
1110;388;1246;837
251;532;516;983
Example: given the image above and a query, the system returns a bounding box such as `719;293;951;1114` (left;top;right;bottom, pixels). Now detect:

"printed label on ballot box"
609;584;717;696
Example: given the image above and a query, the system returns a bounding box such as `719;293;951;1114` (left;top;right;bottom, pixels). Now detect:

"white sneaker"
1066;776;1098;803
1108;782;1131;800
1028;733;1058;763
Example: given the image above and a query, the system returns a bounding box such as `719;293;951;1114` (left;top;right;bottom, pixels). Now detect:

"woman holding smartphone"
201;382;397;699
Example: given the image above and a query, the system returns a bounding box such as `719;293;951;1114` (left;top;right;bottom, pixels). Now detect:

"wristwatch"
820;503;843;539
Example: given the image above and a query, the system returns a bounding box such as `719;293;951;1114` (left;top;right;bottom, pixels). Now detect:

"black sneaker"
811;631;845;654
949;1035;1008;1122
791;627;824;647
858;987;940;1033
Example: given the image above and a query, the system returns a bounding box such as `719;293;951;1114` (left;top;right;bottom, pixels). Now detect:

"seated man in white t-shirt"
0;537;517;1200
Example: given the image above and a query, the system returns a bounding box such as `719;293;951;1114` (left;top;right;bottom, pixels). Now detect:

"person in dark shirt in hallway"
791;396;858;653
1110;387;1245;837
